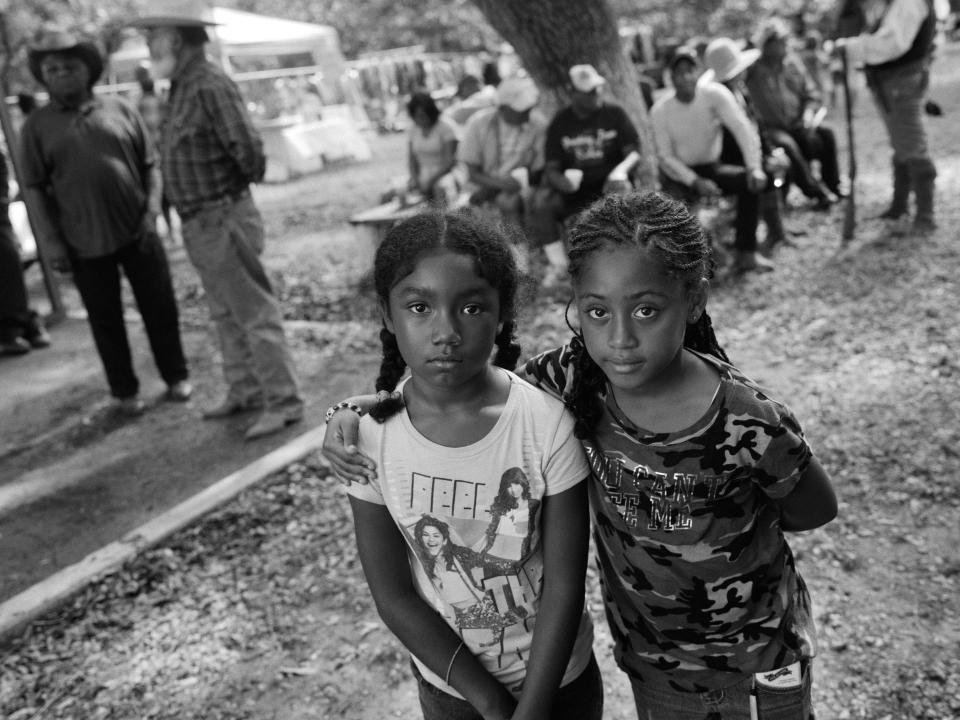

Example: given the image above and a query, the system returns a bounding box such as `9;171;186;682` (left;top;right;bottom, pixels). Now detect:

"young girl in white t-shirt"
339;208;603;720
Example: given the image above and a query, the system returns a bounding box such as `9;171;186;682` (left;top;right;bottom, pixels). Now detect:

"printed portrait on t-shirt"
407;513;532;648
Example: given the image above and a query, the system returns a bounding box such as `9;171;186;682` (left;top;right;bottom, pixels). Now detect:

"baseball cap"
496;76;539;112
569;64;606;93
669;46;701;71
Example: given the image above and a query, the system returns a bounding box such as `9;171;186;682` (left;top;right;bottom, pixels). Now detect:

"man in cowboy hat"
130;0;304;441
19;26;191;415
703;37;790;253
745;18;844;210
650;47;772;274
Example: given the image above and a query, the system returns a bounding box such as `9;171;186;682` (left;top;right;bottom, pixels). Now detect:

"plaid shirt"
161;54;265;212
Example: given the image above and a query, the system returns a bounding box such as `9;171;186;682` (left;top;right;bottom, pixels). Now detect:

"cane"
840;47;857;243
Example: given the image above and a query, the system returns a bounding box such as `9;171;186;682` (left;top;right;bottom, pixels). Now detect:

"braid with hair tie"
369;327;407;422
492;320;521;371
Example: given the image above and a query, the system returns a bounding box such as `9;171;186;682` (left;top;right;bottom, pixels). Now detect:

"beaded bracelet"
324;401;363;424
444;641;465;685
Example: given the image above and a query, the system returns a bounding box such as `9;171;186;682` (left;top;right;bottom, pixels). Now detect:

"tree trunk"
471;0;658;188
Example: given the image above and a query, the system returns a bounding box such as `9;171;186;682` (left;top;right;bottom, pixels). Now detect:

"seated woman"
406;92;460;206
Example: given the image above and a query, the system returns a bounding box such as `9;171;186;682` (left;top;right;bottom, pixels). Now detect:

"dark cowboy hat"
28;28;104;86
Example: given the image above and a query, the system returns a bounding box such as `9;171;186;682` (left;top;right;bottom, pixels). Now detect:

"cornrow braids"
369;327;407;422
568;191;730;365
683;310;730;364
565;335;608;440
492;320;521;371
562;191;733;433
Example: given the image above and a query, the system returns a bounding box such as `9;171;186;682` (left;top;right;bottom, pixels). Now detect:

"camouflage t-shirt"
520;344;818;692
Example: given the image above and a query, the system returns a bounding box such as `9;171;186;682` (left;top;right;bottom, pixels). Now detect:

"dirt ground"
2;45;960;719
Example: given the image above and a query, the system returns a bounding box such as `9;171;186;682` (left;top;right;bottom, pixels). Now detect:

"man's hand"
692;177;722;198
746;168;767;193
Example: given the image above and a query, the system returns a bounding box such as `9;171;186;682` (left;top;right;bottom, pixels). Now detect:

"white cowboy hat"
703;38;761;83
127;0;220;27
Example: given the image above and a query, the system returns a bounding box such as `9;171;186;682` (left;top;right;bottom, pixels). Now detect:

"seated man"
651;47;772;273
746;18;844;208
457;76;546;264
533;64;641;285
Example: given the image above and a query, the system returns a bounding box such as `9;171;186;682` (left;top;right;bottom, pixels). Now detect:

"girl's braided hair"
369;207;522;422
564;191;730;438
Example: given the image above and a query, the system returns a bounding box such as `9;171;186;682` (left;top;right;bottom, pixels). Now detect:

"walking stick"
840;47;857;243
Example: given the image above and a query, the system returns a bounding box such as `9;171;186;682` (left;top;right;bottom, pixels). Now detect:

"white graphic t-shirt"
346;370;593;697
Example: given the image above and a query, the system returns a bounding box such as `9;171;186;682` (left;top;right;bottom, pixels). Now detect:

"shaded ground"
2;48;960;719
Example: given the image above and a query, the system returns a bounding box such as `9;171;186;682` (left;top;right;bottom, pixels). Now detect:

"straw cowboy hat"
703;38;761;83
127;0;220;27
28;27;104;86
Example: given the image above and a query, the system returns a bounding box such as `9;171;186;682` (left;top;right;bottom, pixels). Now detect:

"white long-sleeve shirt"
649;82;762;187
843;0;930;65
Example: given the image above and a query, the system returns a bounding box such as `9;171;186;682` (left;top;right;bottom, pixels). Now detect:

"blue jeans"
630;660;814;720
181;195;301;410
412;653;603;720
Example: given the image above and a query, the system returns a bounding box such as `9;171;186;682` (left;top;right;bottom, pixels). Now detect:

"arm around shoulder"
776;456;838;532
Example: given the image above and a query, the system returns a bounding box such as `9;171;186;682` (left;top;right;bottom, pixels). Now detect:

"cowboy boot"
877;160;911;220
909;157;937;233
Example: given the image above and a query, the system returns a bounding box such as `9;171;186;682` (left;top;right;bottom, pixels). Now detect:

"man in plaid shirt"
132;1;303;441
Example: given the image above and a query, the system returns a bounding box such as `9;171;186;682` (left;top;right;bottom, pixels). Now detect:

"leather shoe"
202;397;262;419
244;407;304;441
165;380;193;402
24;326;51;349
117;396;146;417
1;337;31;356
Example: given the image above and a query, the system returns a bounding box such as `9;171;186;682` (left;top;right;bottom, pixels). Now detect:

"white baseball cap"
496;76;539;112
569;64;606;93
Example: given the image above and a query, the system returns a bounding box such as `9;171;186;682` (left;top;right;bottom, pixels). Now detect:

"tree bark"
471;0;658;188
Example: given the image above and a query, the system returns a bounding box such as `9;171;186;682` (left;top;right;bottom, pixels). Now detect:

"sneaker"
24;324;51;349
117;396;146;417
165;380;193;402
201;397;262;419
0;336;31;356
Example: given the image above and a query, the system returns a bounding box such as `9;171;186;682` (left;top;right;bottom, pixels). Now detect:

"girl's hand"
322;409;376;484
